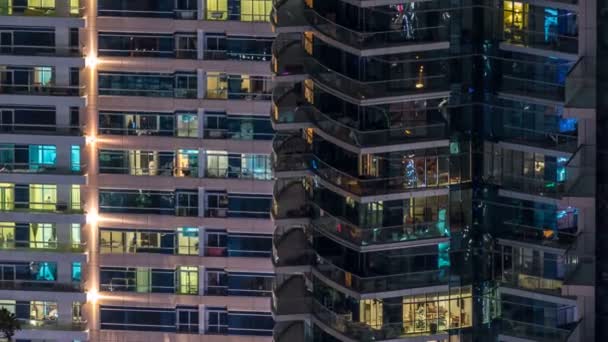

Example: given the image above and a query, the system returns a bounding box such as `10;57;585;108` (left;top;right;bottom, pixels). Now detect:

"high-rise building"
270;1;596;342
0;0;277;341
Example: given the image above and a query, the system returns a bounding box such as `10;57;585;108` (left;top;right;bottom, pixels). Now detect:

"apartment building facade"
270;0;597;341
0;0;277;341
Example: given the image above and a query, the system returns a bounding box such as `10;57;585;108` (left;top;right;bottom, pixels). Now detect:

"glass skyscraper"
271;0;596;341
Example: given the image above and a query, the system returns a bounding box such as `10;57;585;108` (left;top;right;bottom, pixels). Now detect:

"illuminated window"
29;184;56;211
0;222;14;248
178;227;199;255
71;145;81;172
34;66;53;86
29;223;56;249
29;145;56;170
0;184;14;210
360;299;383;329
503;1;528;43
30;301;58;321
69;0;79;14
240;0;271;22
206;72;228;99
72;262;81;282
29;0;54;9
71;223;81;248
403;287;472;333
71;185;81;210
206;0;227;20
178;266;198;294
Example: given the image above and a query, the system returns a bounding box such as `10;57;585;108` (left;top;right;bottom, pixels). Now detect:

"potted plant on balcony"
0;308;20;341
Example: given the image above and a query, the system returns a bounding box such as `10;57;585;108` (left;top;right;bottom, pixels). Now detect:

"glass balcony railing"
498;319;574;342
274;321;306;342
272;179;310;220
272;38;307;77
271;85;311;128
0;83;84;97
0;241;86;253
272;227;315;268
310;154;469;197
311;205;449;248
21;320;88;332
271;0;309;31
0;123;83;136
271;135;310;173
305;10;449;51
0;45;81;57
503;29;578;55
0;201;84;214
0;163;85;175
315;255;447;294
312;299;450;341
497;221;577;250
272;276;311;316
0;279;84;292
500;125;578;152
500;75;564;102
303;106;447;148
565;57;596;109
307;58;449;101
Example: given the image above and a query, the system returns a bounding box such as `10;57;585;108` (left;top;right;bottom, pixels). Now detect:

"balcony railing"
272;179;310;220
305;9;449;51
0;123;84;136
498;319;574;342
565;56;596;109
0;241;86;253
315;255;447;294
503;29;578;55
501;125;578;152
271;0;309;31
311;205;448;248
21;320;88;332
272;38;307;77
0;163;85;175
0;280;84;292
0;84;84;97
97;8;197;19
312;299;450;341
100;165;198;178
0;201;84;214
498;220;577;249
500;75;564;102
0;45;81;57
303;105;447;148
306;58;449;101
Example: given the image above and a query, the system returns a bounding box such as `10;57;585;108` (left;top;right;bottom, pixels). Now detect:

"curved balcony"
304;9;449;53
274;321;307;342
497;319;576;342
499;125;578;153
307;58;449;103
271;85;311;131
272;178;311;223
272;134;310;176
271;0;310;33
303;105;447;151
314;255;447;294
273;226;315;272
496;220;578;250
272;37;308;82
503;29;578;56
272;275;312;321
312;299;449;341
311;204;449;251
310;154;468;198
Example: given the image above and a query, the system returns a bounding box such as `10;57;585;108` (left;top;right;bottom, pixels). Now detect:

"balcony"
0;0;83;17
312;299;449;341
0;201;84;215
274;321;306;342
0;44;81;58
0;241;86;253
496;221;577;250
272;179;310;222
272;134;310;176
272;37;308;81
304;9;449;53
306;58;449;103
271;85;311;131
315;255;447;294
0;83;83;97
503;29;578;55
499;125;578;153
271;0;310;33
303;105;447;150
497;319;576;342
21;320;88;332
311;205;449;250
272;275;311;320
310;154;468;198
0;279;84;292
0;123;84;136
272;226;315;271
565;57;596;110
0;163;85;176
